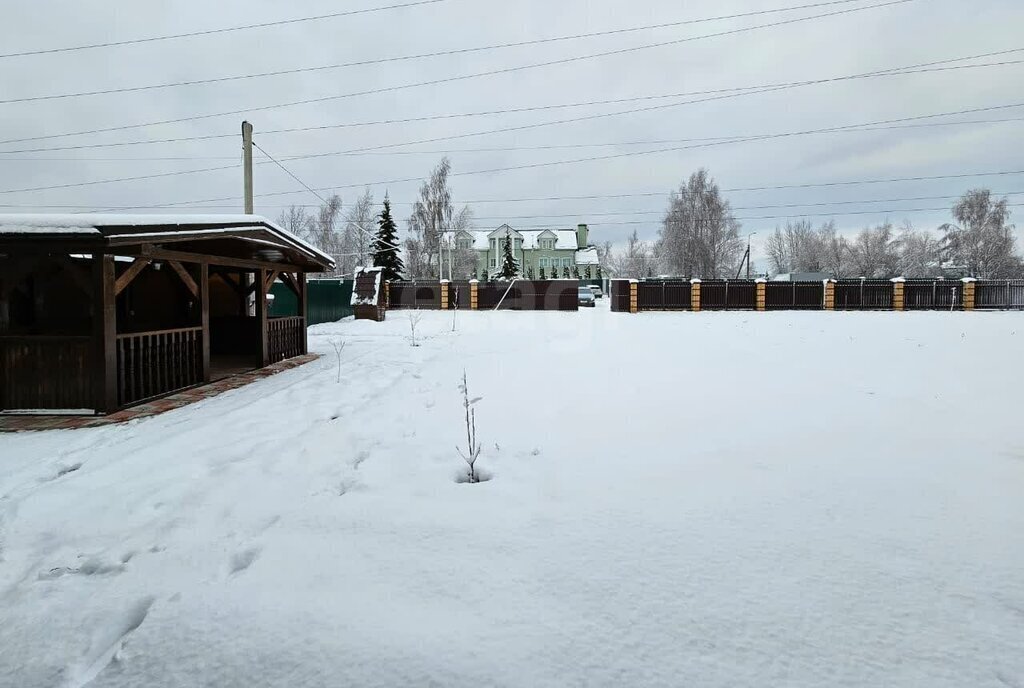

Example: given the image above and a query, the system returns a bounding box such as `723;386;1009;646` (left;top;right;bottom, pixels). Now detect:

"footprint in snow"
228;547;261;576
61;596;154;688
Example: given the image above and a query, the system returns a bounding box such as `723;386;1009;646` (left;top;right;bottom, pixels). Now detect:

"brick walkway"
0;354;321;433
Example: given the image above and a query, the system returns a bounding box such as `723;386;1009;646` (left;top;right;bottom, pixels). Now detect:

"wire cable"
0;0;913;146
0;0;446;59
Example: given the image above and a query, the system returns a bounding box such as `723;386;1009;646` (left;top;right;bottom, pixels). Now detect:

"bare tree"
407;158;454;279
764;220;833;276
339;189;375;277
940;189;1020;277
407;311;423;347
313;195;344;276
850;222;899;278
277;206;315;242
456;370;483;484
659;169;743;277
609;230;657;277
896;221;942;277
818;221;850;278
447;205;478;279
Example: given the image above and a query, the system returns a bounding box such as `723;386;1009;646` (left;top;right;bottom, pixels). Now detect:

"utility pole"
242;120;254;214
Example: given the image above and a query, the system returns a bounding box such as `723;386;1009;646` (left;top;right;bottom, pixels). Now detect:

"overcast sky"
1;0;1022;267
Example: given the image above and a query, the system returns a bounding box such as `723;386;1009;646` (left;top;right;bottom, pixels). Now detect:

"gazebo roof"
0;213;335;271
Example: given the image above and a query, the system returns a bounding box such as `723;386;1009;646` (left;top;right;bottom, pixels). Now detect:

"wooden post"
440;279;450;310
961;278;976;311
93;254;117;413
891;277;905;311
200;263;210;382
690;279;701;312
298;272;308;353
755;279;767;311
629;280;638;313
469;280;479;310
823;280;835;310
255;268;269;366
242;121;254;214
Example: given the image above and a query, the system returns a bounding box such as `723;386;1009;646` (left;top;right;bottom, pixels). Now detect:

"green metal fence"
269;279;353;324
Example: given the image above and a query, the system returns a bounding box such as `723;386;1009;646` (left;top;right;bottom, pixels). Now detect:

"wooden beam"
127;244;309;273
298;272;308;354
263;270;279;295
279;271;301;298
92;255;118;413
114;258;151;296
255;268;269;367
200;263;210;383
166;260;199;299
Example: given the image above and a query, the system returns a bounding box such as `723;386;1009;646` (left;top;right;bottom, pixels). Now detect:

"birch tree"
658;169;743;277
339;189;375;276
940;189;1020;277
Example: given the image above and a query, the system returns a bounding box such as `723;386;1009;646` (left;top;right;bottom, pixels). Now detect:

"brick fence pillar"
824;280;835;310
690;278;701;312
891;277;905;311
384;281;390;309
629;280;638;313
469;280;479;310
755;279;767;311
440;279;449;310
962;278;976;311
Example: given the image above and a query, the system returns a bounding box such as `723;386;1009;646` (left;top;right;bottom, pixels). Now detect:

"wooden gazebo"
0;214;334;414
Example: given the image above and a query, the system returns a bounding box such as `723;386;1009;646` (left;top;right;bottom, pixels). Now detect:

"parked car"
587;284;604;299
578;287;596;307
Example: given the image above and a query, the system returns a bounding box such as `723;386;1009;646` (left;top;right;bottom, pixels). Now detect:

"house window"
539;257;549;268
489;257;497;268
457;238;472;250
561;258;571;268
541;239;554;250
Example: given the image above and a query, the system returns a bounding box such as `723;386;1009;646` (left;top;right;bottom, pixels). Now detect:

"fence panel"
475;280;578;310
270;279;352;324
0;336;93;411
388;281;443;309
975;279;1024;309
699;280;756;310
904;279;962;310
610;280;631;312
116;327;202;407
765;281;825;310
637;280;691;310
834;279;893;310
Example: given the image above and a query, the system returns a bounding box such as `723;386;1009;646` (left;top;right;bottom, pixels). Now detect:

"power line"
0;0;892;104
5;115;1024;163
3;48;1018;155
0;0;445;59
6;99;1019;196
0;0;912;146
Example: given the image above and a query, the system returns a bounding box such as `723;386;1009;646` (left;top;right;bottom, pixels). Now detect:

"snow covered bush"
456;371;484;484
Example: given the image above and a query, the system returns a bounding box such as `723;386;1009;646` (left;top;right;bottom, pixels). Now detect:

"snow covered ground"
2;304;1023;687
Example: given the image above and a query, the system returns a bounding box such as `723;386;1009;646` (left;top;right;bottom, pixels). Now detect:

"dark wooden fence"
610;280;632;312
638;280;691;310
268;316;305;363
904;279;961;310
833;279;893;310
116;327;203;407
477;280;579;311
699;280;757;310
765;281;825;310
975;279;1024;309
388;281;442;309
0;336;93;411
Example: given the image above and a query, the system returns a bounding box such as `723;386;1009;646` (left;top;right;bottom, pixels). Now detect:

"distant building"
457;223;599;278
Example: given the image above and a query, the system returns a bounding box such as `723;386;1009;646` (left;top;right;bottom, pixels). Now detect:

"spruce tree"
498;235;519;279
562;265;570;279
372;194;404;281
584;265;592;279
539;266;546;280
596;265;603;279
572;266;580;279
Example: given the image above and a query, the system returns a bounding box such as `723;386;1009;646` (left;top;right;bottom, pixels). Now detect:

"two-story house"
455;223;600;278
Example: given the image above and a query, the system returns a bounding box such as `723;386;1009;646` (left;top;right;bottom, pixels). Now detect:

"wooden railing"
268;316;305;363
117;327;202;406
1;335;93;411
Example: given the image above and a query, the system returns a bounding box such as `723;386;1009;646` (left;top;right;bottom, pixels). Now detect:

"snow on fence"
611;278;1024;312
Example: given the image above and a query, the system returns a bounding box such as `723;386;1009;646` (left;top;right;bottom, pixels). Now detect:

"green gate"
270;279;353;325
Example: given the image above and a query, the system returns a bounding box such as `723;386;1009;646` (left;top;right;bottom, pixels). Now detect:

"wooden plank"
298;273;308;355
114;258;151;296
167;260;199;298
255;269;269;367
279;271;301;297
